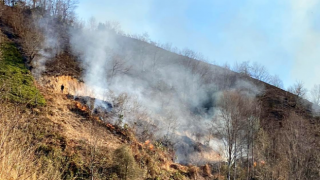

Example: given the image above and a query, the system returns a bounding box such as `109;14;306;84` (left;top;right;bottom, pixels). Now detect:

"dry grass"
0;104;61;180
0;30;60;180
36;80;197;179
39;89;123;151
0;17;206;180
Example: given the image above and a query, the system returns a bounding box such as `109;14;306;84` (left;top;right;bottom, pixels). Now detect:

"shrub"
113;146;140;180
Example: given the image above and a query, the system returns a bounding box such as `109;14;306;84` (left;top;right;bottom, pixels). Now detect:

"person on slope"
61;84;64;93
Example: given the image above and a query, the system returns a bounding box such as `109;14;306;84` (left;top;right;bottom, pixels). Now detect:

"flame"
144;140;154;150
75;102;87;111
253;160;266;167
107;123;115;130
94;116;100;121
149;144;154;150
144;140;150;145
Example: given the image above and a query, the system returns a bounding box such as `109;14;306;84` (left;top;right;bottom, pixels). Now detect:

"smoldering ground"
68;24;263;164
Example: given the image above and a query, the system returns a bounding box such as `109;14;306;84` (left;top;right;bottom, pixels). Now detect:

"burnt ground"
258;81;318;130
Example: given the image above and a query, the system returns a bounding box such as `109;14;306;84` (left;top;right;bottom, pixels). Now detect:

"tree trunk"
234;137;237;180
247;133;250;180
251;129;255;178
228;144;232;180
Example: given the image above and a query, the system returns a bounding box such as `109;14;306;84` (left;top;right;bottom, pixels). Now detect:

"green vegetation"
112;146;140;180
0;42;45;106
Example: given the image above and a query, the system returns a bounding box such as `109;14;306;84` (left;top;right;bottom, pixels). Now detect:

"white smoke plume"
31;17;62;79
69;24;263;164
70;28;112;96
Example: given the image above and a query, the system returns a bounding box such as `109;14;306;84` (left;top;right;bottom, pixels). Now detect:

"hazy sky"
76;0;320;92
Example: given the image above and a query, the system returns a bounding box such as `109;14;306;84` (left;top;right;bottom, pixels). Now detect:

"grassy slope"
0;34;98;179
0;32;62;180
0;32;198;180
0;42;45;106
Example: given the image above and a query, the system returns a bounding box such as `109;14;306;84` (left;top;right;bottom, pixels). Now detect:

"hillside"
0;2;320;180
0;27;223;179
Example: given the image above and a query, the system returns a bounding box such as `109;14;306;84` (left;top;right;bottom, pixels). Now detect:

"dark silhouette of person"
61;84;64;93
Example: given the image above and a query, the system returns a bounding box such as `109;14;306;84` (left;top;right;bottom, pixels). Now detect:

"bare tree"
250;62;270;82
22;25;43;65
280;113;316;180
214;90;259;180
108;53;131;81
233;61;251;76
182;48;200;60
268;74;284;89
233;61;274;83
288;81;307;98
103;21;123;34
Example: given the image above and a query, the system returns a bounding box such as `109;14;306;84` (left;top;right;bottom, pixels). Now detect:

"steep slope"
1;3;320;179
0;29;221;179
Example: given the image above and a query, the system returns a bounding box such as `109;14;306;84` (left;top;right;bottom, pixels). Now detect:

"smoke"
31;17;62;79
289;0;320;91
70;28;113;96
69;23;263;164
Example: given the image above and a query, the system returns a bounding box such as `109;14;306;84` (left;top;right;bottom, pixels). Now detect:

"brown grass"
39;89;123;151
0;104;61;180
0;30;61;180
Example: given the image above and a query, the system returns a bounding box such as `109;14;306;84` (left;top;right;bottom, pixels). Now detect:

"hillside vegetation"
0;42;45;105
0;28;210;180
0;1;320;180
0;31;186;180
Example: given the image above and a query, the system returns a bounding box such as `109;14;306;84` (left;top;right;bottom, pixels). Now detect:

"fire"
144;140;150;145
253;160;266;167
94;116;100;121
149;144;154;150
144;140;154;151
75;102;87;111
107;123;115;130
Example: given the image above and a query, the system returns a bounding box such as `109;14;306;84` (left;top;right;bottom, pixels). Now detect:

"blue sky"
76;0;320;92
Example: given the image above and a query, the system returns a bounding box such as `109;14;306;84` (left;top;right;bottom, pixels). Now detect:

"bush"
170;172;184;180
113;146;140;180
